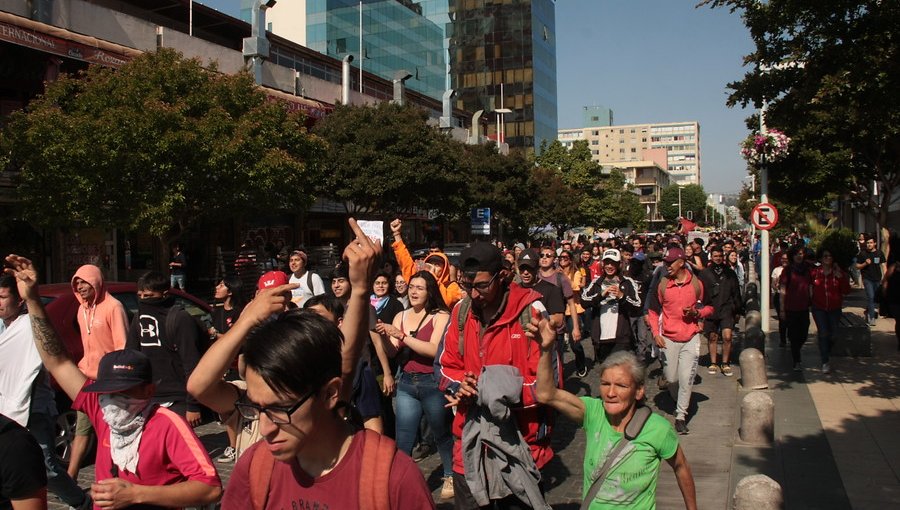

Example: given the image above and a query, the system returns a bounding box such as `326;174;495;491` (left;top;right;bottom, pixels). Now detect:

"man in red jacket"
437;242;559;509
647;248;713;435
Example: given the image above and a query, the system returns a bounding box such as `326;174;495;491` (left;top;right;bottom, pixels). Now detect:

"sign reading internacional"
751;202;779;230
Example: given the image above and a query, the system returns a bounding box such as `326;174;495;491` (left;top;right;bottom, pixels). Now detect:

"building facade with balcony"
612;160;671;228
557;120;700;185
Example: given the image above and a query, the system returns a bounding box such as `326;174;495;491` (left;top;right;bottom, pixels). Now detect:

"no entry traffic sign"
751;202;779;230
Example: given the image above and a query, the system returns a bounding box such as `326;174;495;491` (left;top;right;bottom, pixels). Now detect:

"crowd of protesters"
4;221;899;509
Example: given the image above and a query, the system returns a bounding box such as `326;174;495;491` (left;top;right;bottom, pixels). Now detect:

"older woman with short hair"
530;319;697;509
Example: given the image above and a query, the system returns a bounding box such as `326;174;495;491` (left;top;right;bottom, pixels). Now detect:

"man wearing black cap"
437;242;557;509
5;254;222;510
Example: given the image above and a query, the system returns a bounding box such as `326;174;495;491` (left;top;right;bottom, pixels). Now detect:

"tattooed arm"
5;255;87;401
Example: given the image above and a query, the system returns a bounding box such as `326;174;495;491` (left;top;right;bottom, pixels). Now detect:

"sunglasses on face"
539;253;555;259
458;272;500;292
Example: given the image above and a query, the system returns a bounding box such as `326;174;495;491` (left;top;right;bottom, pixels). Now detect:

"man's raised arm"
5;255;87;402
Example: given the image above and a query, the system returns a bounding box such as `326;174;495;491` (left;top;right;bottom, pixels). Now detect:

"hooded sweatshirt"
392;240;463;308
125;295;202;411
437;283;560;474
71;265;129;380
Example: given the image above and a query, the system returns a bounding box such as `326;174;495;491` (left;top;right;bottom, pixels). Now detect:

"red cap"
257;271;288;290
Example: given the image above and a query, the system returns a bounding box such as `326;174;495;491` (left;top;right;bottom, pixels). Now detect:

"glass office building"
263;0;557;152
447;0;557;152
302;0;446;100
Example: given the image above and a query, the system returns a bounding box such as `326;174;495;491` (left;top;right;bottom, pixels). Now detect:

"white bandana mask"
100;394;152;474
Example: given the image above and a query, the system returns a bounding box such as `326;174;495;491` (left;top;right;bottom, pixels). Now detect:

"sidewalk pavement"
49;289;900;509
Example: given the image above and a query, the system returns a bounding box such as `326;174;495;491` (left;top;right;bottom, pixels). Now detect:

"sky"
199;0;755;194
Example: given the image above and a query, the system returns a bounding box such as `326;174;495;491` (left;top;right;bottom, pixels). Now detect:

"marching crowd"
1;219;895;509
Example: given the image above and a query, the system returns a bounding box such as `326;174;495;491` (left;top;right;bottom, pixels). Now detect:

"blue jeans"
170;274;185;290
395;371;453;477
812;307;841;365
863;279;879;321
28;412;88;507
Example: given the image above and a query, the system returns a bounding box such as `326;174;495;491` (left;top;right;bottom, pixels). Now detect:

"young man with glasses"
437;243;558;509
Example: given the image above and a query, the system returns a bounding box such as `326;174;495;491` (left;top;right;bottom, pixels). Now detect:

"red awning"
0;11;140;67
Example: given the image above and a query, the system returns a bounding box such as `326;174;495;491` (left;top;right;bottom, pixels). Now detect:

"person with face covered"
125;271;203;426
5;254;222;510
390;218;463;308
581;249;642;365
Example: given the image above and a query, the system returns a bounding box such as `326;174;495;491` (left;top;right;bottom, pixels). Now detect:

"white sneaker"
822;363;831;374
216;446;236;463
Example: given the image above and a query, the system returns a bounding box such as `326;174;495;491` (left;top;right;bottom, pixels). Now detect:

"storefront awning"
0;11;141;67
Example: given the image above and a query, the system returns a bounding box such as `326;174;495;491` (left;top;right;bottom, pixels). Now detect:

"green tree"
659;184;709;224
702;0;900;226
0;48;324;245
524;165;583;239
534;139;644;230
458;143;534;239
312;102;464;216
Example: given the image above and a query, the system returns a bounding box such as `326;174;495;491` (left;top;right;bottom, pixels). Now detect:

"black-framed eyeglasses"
234;389;317;424
458;271;500;293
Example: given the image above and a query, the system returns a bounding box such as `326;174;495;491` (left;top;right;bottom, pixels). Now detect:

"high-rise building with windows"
261;0;447;100
264;0;557;152
448;0;557;152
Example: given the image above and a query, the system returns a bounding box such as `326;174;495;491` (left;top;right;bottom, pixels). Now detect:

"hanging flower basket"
740;129;791;166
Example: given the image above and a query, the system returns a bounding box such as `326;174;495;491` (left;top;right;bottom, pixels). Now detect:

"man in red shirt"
646;248;713;435
8;255;222;510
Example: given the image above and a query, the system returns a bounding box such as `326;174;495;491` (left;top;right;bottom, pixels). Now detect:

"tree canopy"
658;184;709;224
533;139;644;232
702;0;900;224
0;48;324;243
312;102;466;216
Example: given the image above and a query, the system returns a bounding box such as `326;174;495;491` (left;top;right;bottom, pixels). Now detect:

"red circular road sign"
751;202;779;230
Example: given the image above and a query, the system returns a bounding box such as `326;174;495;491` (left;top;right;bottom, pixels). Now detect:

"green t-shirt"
580;397;678;509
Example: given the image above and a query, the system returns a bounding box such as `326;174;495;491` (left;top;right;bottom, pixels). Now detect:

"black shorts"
353;364;383;419
704;316;735;334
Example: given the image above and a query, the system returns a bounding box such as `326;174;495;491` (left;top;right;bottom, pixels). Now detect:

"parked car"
39;282;212;466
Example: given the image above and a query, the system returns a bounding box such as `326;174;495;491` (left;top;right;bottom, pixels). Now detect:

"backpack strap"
689;275;702;302
249;443;276;510
358;429;396;510
658;276;669;301
306;270;314;294
455;298;471;356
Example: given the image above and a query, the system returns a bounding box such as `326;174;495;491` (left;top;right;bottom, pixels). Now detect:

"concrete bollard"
740;348;768;390
733;474;784;510
743;326;765;352
740;391;774;444
745;310;762;329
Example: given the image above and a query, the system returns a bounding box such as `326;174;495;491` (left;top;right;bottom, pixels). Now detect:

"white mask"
100;393;152;474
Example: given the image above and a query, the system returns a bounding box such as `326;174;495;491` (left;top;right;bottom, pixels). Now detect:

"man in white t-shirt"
287;249;325;306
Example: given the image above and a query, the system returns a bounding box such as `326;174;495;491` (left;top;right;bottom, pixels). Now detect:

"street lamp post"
759;98;771;333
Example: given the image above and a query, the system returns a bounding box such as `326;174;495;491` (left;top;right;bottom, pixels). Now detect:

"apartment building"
558;121;700;185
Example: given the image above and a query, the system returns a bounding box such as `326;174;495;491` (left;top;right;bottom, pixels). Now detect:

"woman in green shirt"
530;319;697;509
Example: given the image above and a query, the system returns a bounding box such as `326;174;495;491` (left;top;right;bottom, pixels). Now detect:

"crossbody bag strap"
579;438;630;510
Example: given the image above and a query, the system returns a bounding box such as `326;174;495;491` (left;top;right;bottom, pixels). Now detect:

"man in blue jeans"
856;236;884;326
